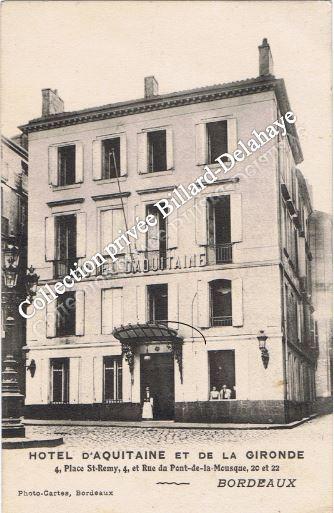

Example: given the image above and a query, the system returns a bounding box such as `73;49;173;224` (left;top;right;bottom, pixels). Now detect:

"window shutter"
136;285;146;323
93;356;103;403
230;193;242;242
100;210;113;252
92;139;102;180
45;217;55;261
75;290;85;336
46;300;57;338
75;143;84;183
69;357;81;403
102;289;113;334
167;208;178;249
137;132;148;174
166;128;174;170
40;359;49;403
227;118;237;154
120;133;127;176
135;204;147;251
113;288;123;327
232;277;243;327
48;146;58;186
195;198;207;246
197;280;209;328
168;282;179;323
76;212;86;258
102;288;123;334
195;123;207;165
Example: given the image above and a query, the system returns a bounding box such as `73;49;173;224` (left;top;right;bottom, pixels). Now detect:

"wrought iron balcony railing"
53;258;78;278
210;315;232;327
206;243;233;264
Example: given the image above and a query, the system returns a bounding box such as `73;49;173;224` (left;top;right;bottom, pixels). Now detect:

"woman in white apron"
142;386;154;420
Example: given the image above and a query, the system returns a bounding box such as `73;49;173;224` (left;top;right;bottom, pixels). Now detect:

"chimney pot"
258;38;274;76
42;88;64;116
144;76;159;98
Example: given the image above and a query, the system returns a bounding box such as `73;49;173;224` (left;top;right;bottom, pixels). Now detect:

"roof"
1;135;28;161
296;168;312;213
19;74;303;164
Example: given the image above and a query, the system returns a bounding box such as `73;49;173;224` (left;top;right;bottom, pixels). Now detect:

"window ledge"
140;169;174;178
94;175;128;185
51;183;82;191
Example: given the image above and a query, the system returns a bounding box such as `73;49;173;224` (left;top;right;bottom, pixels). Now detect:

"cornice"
136;185;177;195
92;191;131;201
19;77;275;134
47;198;85;207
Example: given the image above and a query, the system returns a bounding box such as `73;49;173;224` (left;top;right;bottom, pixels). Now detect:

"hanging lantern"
3;233;20;289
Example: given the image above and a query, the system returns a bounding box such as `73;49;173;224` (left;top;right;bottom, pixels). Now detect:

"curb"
22;414;318;431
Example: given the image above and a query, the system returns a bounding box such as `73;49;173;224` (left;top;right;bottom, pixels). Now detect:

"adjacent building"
309;210;333;412
1;135;28;392
21;40;318;423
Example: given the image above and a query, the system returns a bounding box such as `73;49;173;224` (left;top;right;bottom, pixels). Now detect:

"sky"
1;1;332;213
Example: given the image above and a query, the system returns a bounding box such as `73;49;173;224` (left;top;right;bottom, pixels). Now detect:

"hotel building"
21;40;318;423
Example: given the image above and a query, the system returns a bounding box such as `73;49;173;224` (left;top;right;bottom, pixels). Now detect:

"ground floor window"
209;350;236;400
103;356;122;402
50;358;69;403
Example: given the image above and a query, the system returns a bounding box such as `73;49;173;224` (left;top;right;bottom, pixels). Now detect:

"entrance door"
140;353;175;420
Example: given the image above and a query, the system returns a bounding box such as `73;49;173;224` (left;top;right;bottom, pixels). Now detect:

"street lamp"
2;234;26;437
257;330;269;369
2;233;20;289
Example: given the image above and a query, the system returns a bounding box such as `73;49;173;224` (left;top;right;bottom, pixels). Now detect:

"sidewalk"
23;414;317;430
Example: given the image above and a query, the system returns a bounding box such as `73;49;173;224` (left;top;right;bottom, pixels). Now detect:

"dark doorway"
140;353;175;420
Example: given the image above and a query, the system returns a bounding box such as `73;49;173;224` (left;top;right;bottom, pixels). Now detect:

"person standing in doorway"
142;386;154;419
220;384;232;400
209;386;220;400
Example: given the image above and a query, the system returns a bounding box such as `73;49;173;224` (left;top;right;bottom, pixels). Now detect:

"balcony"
206;244;232;265
210;315;232;327
53;258;78;278
144;249;167;270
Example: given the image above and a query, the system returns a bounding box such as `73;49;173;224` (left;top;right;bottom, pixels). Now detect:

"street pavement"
24;413;332;448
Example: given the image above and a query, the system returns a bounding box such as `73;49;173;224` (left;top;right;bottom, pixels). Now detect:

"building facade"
21;40;317;423
309;210;333;412
1;135;28;393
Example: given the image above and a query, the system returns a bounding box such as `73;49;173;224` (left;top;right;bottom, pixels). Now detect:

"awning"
112;322;183;344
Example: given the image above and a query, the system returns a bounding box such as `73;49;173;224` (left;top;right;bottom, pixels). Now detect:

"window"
207;196;232;264
146;204;167;262
58;145;76;186
148;130;167;173
103;356;122;402
285;285;298;343
148;284;168;323
54;215;77;277
207;120;228;164
209;350;236;398
210;279;232;326
56;291;76;337
102;138;121;179
50;358;69;403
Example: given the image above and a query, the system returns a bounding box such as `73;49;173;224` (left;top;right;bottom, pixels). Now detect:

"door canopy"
113;323;183;383
112;322;183;344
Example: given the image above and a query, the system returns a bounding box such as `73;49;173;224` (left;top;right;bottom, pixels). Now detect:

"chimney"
42;89;64;116
144;76;159;98
258;38;274;76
